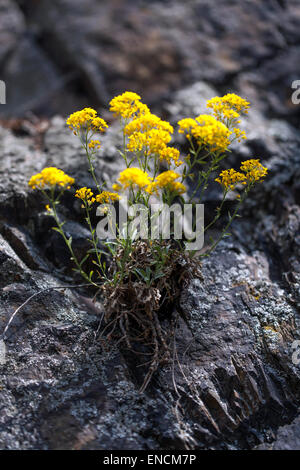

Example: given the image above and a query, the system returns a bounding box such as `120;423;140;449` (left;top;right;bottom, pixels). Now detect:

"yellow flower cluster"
169;181;186;195
178;115;231;152
96;191;120;204
215;169;246;190
240;159;268;182
146;171;186;195
118;167;151;190
195;115;232;152
207;94;250;142
127;129;172;154
75;187;95;204
216;159;268;190
109;92;149;119
112;183;122;192
207;94;250;117
88;140;101;150
75;188;120;205
66;108;108;134
159;147;182;167
124;113;173;135
233;128;247;142
124;113;174;155
155;170;181;188
177;118;197;141
29;167;75;190
115;168;186;196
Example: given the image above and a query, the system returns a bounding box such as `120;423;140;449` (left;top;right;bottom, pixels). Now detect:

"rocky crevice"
0;0;300;450
0;84;299;448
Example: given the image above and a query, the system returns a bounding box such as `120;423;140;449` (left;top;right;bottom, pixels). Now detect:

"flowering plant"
29;92;267;390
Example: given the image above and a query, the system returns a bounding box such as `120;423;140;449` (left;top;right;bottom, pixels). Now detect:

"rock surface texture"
0;0;299;125
0;82;299;449
0;0;299;451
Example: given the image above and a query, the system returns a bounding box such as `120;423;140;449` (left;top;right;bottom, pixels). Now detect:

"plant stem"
45;190;99;287
206;187;249;255
84;202;108;280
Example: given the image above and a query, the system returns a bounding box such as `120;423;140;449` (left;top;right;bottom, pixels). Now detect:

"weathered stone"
1;0;300;120
256;415;300;450
0;100;299;449
0;0;25;67
0;38;63;118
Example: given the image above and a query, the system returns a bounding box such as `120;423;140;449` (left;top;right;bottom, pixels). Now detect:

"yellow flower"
215;161;268;190
147;129;172;154
127;129;172;154
146;171;184;194
233;128;247;142
222;109;240;120
169;181;186;195
118;168;152;189
29;167;75;190
159;147;182;167
178;115;231;152
95;191;120;204
75;187;93;200
240;159;268;182
112;183;122;192
88;140;101;150
194;115;232;152
66;108;108;133
124;112;173;155
145;181;158;195
207;94;250;117
215;169;246;190
178;118;198;139
126;131;148;152
206;94;249;141
109;92;149;119
124;113;173;136
91;117;108;132
155;170;181;188
75;187;95;204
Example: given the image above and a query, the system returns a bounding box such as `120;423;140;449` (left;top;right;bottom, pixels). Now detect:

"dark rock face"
256;416;300;450
0;81;299;449
0;0;25;67
0;0;299;123
0;0;300;451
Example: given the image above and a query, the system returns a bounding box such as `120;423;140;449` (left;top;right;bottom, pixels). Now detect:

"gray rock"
1;0;300;120
0;38;64;118
0;88;300;450
165;82;218;123
0;0;25;67
256;415;300;450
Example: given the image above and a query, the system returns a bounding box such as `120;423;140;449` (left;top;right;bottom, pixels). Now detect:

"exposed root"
101;241;202;392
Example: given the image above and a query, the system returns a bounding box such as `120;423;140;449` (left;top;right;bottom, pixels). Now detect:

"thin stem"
45;190;99;287
84;202;108;280
206;186;250;255
82;131;102;193
203;189;228;234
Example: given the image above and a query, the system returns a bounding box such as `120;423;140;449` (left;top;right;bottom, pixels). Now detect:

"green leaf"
79;254;90;266
154;272;165;280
